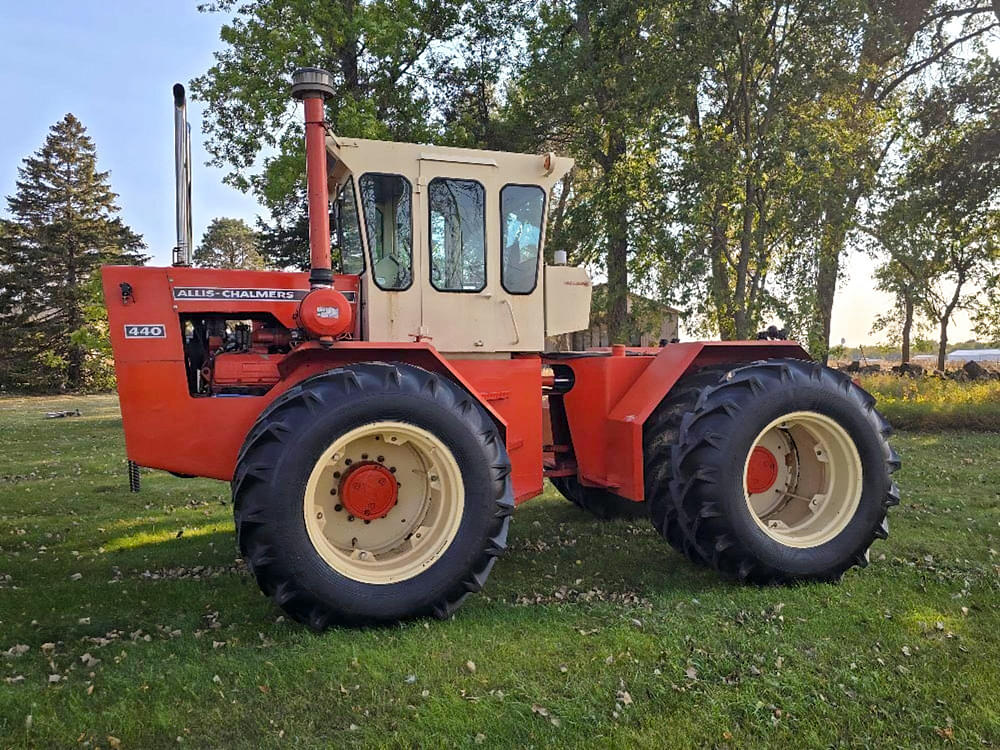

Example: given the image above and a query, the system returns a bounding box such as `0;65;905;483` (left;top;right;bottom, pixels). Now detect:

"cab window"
500;184;545;294
336;178;364;275
428;178;486;292
359;173;413;290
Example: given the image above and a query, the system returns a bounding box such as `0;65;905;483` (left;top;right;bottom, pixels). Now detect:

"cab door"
417;155;502;353
493;183;547;352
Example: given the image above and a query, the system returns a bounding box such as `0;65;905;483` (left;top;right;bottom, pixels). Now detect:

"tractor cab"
325;137;590;353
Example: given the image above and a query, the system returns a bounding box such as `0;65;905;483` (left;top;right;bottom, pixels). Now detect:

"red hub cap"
339;462;398;520
746;446;779;494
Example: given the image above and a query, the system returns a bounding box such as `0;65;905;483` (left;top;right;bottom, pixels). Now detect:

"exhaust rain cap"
291;67;336;100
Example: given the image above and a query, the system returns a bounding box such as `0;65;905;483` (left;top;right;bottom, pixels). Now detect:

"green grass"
1;395;998;749
861;373;1000;431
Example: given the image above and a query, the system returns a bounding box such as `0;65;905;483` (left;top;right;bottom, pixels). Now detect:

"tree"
800;0;998;361
0;114;146;391
194;217;264;269
508;0;693;342
672;1;876;341
192;0;514;208
973;276;1000;344
901;51;1000;369
921;217;998;370
866;190;939;364
871;51;1000;370
193;0;524;268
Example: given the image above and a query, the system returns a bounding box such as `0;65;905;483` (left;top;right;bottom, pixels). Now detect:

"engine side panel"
102;265;543;501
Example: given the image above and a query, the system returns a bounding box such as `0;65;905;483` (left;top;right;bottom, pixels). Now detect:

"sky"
0;1;978;346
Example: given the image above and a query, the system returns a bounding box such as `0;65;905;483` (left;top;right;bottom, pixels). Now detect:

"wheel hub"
339;462;398;520
743;411;863;548
304;421;466;584
746;446;779;494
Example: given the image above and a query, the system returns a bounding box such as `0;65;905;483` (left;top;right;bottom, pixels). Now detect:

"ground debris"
513;585;650;608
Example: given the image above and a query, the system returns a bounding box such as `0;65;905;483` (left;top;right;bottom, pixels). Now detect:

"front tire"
232;363;513;627
647;359;900;583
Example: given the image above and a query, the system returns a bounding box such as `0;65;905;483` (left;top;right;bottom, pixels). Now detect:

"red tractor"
101;69;899;628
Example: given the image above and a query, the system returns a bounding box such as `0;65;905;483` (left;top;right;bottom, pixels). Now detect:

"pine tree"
194;217;264;269
0;114;146;392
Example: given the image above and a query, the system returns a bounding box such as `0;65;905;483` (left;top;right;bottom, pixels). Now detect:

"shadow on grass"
13;499;733;645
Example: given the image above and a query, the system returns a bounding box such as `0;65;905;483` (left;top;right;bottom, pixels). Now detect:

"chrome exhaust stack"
172;83;193;266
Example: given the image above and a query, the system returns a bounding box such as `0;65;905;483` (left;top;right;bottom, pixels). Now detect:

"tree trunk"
606;204;629;344
811;184;864;364
901;295;913;364
604;133;628;345
733;175;754;340
936;279;964;371
936;315;949;372
812;230;843;364
707;198;736;340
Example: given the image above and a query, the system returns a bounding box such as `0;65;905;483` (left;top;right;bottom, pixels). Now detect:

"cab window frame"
358;171;415;292
427;176;488;294
499;183;547;295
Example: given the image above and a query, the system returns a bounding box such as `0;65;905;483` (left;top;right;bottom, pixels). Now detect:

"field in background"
859;374;1000;431
0;395;998;749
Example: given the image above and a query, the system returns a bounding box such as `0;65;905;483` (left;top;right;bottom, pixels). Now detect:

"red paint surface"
298;287;352;338
746;446;779;494
340;463;398;520
302;95;331;279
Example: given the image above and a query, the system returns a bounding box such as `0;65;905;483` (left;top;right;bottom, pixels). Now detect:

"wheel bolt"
361;453;368;460
377;455;384;462
348;515;355;522
345;458;352;466
334;504;342;512
316;512;323;519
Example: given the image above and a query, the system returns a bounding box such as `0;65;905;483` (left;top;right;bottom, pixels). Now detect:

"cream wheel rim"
304;421;465;584
743;411;863;548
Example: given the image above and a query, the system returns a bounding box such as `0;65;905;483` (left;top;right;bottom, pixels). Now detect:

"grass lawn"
1;395;998;749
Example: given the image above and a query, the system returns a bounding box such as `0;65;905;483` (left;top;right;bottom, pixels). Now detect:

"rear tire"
644;366;737;563
549;476;648;520
232;363;513;627
646;359;900;583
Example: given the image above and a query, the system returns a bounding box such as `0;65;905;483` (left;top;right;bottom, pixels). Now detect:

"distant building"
947;349;1000;363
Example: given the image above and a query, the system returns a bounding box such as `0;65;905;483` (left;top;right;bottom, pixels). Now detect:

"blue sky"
0;0;257;266
0;1;980;344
